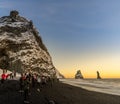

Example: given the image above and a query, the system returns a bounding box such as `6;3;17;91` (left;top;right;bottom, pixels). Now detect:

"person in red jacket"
1;71;9;84
1;73;6;84
6;74;9;79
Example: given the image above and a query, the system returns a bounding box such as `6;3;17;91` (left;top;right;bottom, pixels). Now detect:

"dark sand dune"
0;80;120;104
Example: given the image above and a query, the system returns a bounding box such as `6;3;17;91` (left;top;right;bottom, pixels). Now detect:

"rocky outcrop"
55;69;65;79
0;10;64;78
75;70;83;79
97;71;101;79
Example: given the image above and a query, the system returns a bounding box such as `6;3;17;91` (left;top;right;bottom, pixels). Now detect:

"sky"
1;0;120;78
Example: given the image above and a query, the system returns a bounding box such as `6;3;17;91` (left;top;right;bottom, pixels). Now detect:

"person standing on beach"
19;73;26;92
23;76;30;103
1;70;8;84
36;75;41;92
1;72;6;84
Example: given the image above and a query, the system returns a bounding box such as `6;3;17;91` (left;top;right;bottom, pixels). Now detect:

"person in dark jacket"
23;76;30;103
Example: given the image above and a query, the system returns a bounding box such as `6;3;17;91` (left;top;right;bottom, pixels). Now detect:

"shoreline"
60;78;120;96
0;80;120;104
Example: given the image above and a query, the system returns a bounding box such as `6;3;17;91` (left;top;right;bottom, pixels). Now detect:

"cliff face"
0;11;63;78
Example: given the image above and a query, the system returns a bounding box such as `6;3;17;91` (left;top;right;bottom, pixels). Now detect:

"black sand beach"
0;80;120;104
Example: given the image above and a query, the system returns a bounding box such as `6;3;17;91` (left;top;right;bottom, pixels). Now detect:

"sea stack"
0;10;64;78
75;70;84;79
97;71;101;79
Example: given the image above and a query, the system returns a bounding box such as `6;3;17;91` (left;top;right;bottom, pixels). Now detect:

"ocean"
60;78;120;96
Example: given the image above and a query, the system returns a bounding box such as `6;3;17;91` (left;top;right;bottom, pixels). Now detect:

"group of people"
0;70;16;84
19;72;57;103
0;69;58;104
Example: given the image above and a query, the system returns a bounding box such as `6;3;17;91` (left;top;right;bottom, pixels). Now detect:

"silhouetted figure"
32;75;35;88
1;73;6;84
1;70;8;84
23;76;30;103
19;73;25;92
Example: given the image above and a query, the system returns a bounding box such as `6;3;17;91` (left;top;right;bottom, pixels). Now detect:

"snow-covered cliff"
0;10;64;78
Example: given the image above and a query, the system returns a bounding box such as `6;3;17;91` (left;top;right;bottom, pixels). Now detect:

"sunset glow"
1;0;120;78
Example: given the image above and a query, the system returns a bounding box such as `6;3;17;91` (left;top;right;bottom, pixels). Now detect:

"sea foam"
60;79;120;96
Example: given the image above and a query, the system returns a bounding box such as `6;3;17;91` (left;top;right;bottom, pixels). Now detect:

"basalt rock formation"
75;70;84;79
97;71;101;79
0;10;64;78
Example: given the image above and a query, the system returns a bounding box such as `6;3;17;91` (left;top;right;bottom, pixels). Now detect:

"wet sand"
0;80;120;104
